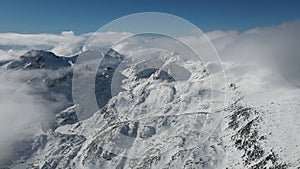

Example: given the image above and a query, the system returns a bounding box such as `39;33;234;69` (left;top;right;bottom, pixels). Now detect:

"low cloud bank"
1;21;299;86
0;70;52;161
0;31;132;58
207;20;300;86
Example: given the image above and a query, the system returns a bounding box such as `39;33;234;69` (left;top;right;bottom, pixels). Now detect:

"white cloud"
0;70;53;161
221;20;300;87
181;20;300;87
0;32;84;57
0;31;132;59
82;31;133;51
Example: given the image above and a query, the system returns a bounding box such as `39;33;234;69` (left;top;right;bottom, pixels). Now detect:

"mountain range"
0;49;299;169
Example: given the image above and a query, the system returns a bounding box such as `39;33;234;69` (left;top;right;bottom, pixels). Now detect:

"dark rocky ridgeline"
225;83;289;169
6;50;75;70
95;49;125;109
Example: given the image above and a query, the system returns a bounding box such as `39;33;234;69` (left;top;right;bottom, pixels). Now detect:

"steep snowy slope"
17;52;225;169
0;49;299;169
221;64;300;169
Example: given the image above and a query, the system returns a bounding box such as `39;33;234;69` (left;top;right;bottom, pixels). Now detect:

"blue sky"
1;0;300;34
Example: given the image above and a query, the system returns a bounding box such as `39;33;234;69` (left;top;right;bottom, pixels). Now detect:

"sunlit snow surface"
0;44;298;168
57;50;226;168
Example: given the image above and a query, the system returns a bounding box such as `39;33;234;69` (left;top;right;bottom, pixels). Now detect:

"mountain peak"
22;50;58;58
7;50;74;70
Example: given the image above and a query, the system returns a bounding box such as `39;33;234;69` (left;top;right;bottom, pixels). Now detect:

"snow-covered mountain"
0;49;299;169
